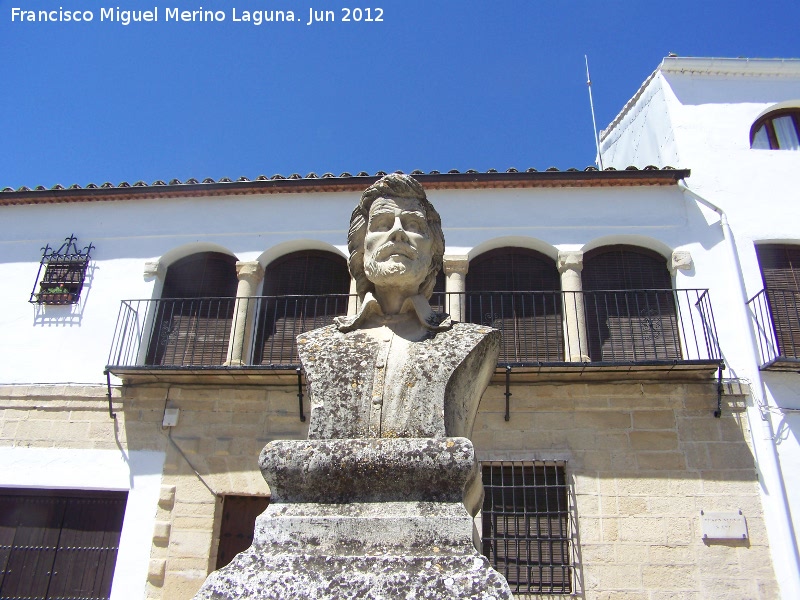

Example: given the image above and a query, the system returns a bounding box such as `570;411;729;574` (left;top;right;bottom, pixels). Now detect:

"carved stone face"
363;196;433;292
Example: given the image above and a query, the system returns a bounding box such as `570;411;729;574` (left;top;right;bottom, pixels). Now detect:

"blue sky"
2;0;799;189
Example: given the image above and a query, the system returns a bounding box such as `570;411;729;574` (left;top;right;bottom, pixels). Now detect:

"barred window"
481;462;571;594
30;234;93;306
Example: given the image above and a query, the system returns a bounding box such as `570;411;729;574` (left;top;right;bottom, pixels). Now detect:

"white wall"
0;184;717;385
0;447;165;600
599;57;800;599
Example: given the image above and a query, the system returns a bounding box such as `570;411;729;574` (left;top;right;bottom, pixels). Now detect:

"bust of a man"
297;173;499;440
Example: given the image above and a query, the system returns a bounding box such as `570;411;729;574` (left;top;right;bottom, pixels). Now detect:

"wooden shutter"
256;250;350;365
756;244;800;358
582;246;679;361
0;489;126;600
147;252;238;366
466;248;563;362
215;496;270;570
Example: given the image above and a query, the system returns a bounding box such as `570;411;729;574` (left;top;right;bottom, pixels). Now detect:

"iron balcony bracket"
104;370;116;420
504;365;512;421
296;367;307;422
714;365;724;418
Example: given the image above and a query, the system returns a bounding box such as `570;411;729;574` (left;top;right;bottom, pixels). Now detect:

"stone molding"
235;260;265;284
443;254;470;276
557;250;584;273
670;250;693;273
143;260;165;281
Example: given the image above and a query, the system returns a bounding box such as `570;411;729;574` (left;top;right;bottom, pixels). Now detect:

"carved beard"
364;252;430;291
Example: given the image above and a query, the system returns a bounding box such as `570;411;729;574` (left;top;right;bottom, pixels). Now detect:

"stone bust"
297;173;500;440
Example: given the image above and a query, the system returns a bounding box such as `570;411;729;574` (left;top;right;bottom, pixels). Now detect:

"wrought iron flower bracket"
30;234;95;305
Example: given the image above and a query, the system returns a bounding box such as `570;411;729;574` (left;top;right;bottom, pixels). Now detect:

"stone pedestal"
194;438;512;599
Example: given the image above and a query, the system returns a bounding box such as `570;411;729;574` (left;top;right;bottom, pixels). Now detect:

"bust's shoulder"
444;321;500;340
296;324;339;344
424;321;501;353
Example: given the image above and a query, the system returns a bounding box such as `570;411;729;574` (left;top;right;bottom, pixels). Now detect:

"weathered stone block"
194;437;512;599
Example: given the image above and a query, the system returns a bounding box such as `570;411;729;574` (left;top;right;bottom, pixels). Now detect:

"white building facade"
601;56;800;598
0;60;794;597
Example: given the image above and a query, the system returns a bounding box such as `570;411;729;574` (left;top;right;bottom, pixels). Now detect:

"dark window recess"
756;244;800;359
30;234;94;305
751;108;800;150
428;269;447;314
482;462;571;595
466;247;563;363
147;252;239;366
582;246;680;361
0;488;127;600
216;496;270;570
255;250;350;365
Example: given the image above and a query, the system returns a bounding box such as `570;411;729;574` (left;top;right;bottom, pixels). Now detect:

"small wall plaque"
700;510;748;540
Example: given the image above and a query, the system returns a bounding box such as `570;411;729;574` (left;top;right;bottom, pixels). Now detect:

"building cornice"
659;56;800;77
601;56;800;144
0;167;690;207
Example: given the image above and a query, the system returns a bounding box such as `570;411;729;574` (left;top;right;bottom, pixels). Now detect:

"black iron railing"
748;288;800;367
107;289;721;369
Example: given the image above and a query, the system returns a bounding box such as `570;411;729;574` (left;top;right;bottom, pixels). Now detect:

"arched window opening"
751;108;800;150
756;244;800;359
147;252;238;366
466;247;562;363
255;250;350;365
582;246;679;361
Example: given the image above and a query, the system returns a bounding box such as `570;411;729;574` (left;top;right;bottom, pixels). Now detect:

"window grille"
29;234;94;305
481;461;571;594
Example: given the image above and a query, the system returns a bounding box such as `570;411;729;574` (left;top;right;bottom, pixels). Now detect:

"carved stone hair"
348;173;445;300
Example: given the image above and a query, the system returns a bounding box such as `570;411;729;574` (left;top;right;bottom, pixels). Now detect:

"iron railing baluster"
106;290;722;371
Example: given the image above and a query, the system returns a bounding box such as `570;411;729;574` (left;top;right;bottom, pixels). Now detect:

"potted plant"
37;285;75;304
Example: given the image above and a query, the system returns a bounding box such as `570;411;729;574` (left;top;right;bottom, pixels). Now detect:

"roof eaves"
659;56;800;77
0;167;690;207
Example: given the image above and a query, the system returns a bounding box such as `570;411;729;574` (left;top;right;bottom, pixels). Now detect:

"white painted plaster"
601;56;800;599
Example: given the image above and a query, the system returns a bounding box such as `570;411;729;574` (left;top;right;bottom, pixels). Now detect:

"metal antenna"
585;55;604;170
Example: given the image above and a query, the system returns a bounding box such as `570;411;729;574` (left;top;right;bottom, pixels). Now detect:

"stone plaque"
700;510;748;540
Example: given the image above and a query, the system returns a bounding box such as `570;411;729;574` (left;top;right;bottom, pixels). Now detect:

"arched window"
756;244;800;359
147;252;238;366
255;250;350;365
751;108;800;150
582;246;679;361
466;247;562;363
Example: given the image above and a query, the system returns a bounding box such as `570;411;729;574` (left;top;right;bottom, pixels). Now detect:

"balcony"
748;288;800;371
106;289;723;384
